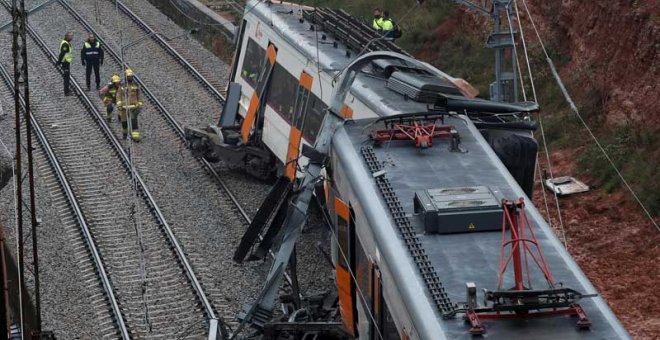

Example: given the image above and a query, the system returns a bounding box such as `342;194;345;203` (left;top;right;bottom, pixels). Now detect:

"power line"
518;0;659;232
506;1;568;248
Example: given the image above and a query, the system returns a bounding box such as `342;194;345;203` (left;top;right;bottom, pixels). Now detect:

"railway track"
0;2;223;338
5;0;303;337
52;0;253;225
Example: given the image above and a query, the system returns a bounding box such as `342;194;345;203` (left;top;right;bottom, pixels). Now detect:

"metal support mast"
11;0;42;338
487;0;518;103
449;0;519;102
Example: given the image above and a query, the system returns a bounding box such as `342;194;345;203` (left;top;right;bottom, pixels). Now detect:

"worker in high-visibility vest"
81;33;104;91
116;69;144;141
381;11;395;40
99;74;121;122
56;32;74;96
372;8;384;30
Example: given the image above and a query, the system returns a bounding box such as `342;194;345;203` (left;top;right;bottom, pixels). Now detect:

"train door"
229;19;248;83
370;264;402;340
335;197;358;337
240;42;277;143
284;71;313;180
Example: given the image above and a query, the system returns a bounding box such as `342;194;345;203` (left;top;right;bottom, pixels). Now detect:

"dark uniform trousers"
86;61;100;89
62;62;71;95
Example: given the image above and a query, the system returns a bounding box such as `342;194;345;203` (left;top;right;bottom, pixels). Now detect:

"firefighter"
56;32;74;96
99;74;121;122
372;8;384;30
116;69;144;141
81;33;104;91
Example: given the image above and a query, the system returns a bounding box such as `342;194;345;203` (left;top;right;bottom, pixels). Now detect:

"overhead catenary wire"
114;0;152;332
511;0;553;230
505;7;526;102
509;1;568;247
322;187;386;340
518;0;659;232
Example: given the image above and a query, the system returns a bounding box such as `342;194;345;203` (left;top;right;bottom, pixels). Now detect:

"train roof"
247;0;408;74
332;116;629;339
249;2;627;338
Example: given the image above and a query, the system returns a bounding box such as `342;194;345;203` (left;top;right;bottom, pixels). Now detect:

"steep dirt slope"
526;0;659;126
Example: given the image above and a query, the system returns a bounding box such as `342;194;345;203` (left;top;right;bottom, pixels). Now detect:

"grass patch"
229;0;659;216
577;124;660;215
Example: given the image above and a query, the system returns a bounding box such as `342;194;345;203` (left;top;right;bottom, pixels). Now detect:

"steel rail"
0;1;223;338
56;4;296;335
56;0;252;227
0;49;131;340
113;0;226;103
96;0;298;298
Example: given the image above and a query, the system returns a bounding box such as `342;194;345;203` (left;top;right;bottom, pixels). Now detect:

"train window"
302;94;327;143
371;265;400;340
266;64;297;122
337;211;349;269
241;38;265;88
229;20;248;82
381;298;401;340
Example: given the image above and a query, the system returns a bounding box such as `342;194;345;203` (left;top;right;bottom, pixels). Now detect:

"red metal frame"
467;305;591;335
369;122;454;148
497;198;554;290
465;198;592;335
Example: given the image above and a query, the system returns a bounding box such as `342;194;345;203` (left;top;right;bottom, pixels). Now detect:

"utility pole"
11;0;42;338
487;0;518;103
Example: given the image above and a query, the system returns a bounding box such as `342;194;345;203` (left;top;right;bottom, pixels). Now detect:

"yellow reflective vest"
382;19;394;31
59;40;73;63
372;17;384;30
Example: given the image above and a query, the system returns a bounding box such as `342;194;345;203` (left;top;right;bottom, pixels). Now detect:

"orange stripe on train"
299;72;313;90
240;95;260;142
335;197;349;220
336;266;356;336
285;127;302;181
340;104;353;119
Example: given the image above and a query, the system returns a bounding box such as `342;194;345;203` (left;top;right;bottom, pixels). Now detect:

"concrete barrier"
146;0;237;58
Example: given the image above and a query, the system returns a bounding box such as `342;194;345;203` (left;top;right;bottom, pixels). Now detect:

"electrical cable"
513;0;568;246
313;0;323;101
114;0;152;332
510;0;553;228
323;185;385;340
505;7;526;102
519;0;659;232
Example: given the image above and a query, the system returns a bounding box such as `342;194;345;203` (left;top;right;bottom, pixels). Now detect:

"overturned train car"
185;1;629;339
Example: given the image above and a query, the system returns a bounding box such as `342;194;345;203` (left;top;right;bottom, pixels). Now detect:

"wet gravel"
3;0;334;336
0;33;105;340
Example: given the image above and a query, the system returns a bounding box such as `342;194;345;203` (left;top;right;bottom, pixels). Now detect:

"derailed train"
185;1;629;339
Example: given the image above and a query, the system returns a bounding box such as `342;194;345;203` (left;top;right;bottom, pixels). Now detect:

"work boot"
131;130;142;142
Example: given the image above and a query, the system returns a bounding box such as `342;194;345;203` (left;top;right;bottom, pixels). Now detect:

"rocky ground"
534;148;660;339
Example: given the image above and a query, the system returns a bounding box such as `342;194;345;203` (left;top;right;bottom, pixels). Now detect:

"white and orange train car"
185;1;629;339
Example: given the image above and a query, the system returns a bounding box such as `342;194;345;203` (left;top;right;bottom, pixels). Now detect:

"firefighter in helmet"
99;74;121;122
116;69;144;141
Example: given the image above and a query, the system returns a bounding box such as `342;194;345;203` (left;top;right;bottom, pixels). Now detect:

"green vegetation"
297;0;458;54
235;0;660;215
